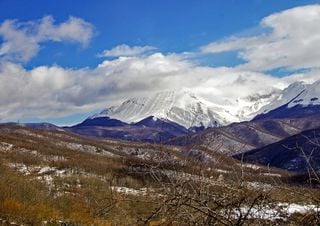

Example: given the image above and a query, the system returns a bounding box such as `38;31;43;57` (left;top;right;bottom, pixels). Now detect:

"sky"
1;0;320;125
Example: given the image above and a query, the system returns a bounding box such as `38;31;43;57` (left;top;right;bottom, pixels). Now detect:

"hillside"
169;116;320;155
1;124;318;225
236;128;320;172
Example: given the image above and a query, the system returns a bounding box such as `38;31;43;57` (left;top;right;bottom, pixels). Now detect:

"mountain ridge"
89;79;320;130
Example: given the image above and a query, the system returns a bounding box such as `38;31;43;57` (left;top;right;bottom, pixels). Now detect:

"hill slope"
235;128;320;172
169;116;320;155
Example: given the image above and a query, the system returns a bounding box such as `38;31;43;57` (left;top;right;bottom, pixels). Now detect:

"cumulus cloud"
99;44;156;57
201;4;320;71
1;49;320;122
0;16;94;62
0;52;294;122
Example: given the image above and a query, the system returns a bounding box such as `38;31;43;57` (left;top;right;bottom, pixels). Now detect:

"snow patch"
241;163;261;170
110;186;151;196
261;172;282;177
246;181;273;191
237;202;319;220
0;142;14;151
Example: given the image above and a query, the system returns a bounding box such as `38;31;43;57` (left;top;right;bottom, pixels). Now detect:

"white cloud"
0;16;94;62
1;6;320;124
0;52;294;122
1;48;320;122
99;44;156;57
36;16;94;46
201;4;320;71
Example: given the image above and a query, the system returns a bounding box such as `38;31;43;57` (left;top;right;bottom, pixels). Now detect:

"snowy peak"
254;80;320;120
91;91;230;128
90;79;320;129
287;81;320;107
92;90;175;123
258;80;320;115
256;82;306;115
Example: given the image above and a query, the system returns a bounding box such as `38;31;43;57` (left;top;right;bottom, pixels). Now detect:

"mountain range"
4;79;320;173
79;80;320;128
67;79;320;172
63;79;320;141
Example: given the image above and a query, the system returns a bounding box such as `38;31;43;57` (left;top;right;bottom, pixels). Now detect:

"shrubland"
0;125;319;225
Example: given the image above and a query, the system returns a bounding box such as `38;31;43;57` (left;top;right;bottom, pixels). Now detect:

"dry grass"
0;125;319;225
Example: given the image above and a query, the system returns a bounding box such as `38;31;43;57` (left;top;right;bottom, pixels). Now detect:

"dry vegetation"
0;125;319;225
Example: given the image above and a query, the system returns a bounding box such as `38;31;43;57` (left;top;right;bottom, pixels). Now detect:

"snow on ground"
38;166;65;175
0;218;19;226
6;163;76;188
7;163;40;175
5;162;319;221
0;142;13;152
246;181;273;191
261;172;282;177
284;203;318;215
237;202;319;220
7;163;75;178
0;142;14;151
215;169;230;174
110;186;151;196
237;163;283;177
6;162;110;190
240;163;261;170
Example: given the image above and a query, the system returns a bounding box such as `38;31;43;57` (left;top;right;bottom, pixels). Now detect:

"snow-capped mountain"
66;79;320;144
88;79;320;129
91;91;228;128
90;90;282;128
255;80;320;119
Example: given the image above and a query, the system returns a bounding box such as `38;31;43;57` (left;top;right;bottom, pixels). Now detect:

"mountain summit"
90;91;229;128
255;80;320;119
85;79;320;130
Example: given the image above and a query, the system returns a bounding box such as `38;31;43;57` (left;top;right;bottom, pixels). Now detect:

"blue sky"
1;0;318;68
1;0;320;125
